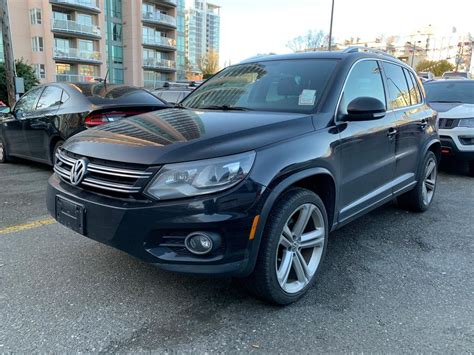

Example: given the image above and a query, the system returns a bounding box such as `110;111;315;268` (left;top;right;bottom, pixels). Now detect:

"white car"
424;79;474;176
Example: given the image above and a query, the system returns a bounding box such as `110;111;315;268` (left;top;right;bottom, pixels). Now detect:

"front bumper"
47;174;267;276
439;127;474;160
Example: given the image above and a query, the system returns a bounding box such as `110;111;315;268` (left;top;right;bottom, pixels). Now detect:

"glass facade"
105;0;124;84
0;30;4;63
176;0;186;80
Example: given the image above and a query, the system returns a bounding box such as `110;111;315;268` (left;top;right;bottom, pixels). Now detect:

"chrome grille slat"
54;149;153;195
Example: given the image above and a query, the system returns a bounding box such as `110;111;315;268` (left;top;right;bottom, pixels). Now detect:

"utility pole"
328;0;334;51
0;0;16;107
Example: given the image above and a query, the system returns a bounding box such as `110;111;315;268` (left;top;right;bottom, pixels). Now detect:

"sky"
211;0;474;67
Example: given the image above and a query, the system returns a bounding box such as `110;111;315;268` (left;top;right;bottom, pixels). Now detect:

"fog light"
185;232;220;255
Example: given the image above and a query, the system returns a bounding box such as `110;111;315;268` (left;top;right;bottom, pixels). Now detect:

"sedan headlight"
458;118;474;128
145;151;256;200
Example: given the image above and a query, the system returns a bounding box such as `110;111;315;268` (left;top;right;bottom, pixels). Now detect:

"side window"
61;91;70;104
409;71;422;103
339;60;386;117
382;62;411;109
403;68;419;105
36;86;63;110
13;87;43;118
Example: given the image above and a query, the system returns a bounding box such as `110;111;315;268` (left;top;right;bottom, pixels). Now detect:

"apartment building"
185;0;220;75
4;0;186;88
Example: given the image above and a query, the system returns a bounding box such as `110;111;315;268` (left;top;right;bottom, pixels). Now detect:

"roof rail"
343;46;394;58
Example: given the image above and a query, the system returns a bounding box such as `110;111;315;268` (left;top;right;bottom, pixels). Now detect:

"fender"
418;136;441;178
239;167;337;277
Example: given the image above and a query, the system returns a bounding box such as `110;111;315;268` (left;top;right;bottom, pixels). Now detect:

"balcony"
142;11;177;29
55;74;96;83
143;58;176;72
142;36;176;51
51;19;101;39
53;47;102;64
49;0;100;13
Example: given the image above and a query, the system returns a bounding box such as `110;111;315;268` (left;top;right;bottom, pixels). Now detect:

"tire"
398;151;438;212
51;140;64;166
240;188;328;305
0;137;11;163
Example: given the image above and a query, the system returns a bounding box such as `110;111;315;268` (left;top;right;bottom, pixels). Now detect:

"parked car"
442;71;471;80
424;79;474;175
0;83;169;165
152;81;198;104
46;49;440;305
418;71;434;81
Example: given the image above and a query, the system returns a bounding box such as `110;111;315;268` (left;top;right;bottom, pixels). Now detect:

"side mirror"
345;97;386;121
0;106;11;114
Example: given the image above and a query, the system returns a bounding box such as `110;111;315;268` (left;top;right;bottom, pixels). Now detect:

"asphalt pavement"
0;160;473;353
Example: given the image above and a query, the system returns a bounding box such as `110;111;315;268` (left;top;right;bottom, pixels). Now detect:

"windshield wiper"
198;105;250;111
428;100;463;103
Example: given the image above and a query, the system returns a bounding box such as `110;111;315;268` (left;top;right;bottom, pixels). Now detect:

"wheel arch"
49;135;64;165
241;167;337;277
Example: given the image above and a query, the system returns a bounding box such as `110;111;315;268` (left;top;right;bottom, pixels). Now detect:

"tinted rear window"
424;81;474;104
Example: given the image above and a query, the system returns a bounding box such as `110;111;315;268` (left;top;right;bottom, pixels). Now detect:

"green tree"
198;50;219;78
415;59;455;77
0;58;40;104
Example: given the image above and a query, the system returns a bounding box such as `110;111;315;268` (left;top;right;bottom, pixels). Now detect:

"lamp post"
328;0;334;51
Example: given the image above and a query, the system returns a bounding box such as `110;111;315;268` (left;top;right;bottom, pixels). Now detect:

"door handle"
387;127;398;138
419;120;428;130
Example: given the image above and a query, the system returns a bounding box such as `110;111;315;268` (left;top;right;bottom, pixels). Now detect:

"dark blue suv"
46;48;440;304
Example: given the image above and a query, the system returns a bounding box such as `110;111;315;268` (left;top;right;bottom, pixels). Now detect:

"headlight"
458;118;474;128
145;151;256;200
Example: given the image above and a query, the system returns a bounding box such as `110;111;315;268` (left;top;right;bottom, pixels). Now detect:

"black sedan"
0;83;169;165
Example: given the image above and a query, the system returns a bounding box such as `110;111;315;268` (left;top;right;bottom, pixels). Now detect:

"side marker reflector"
249;215;260;240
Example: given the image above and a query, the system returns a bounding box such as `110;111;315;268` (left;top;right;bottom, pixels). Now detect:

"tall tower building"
3;0;186;88
184;0;220;77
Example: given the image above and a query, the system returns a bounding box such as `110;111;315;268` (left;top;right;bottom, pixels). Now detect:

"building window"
112;23;122;41
29;9;42;25
32;37;44;52
34;64;46;79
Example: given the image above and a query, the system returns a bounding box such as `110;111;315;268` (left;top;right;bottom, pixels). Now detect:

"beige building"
5;0;186;88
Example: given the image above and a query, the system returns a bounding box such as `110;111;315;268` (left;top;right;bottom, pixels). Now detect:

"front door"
4;87;44;157
336;60;396;223
25;85;63;161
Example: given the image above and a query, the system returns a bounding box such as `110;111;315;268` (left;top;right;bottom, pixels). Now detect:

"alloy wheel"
275;203;325;294
0;141;4;161
422;157;437;206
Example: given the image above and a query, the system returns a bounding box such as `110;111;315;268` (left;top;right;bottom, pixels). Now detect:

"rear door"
25;85;64;161
336;60;397;223
381;63;427;192
3;87;44;157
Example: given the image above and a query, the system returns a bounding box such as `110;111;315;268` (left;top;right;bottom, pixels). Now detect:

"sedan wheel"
276;203;325;294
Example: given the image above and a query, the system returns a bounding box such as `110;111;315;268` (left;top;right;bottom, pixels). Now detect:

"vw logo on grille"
70;158;88;186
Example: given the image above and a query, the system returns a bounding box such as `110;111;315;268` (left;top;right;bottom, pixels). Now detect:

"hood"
429;103;474;118
63;108;314;165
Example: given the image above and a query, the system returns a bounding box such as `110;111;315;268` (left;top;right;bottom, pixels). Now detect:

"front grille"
438;118;459;129
54;149;155;195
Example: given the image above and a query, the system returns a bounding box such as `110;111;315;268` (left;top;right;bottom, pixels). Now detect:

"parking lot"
0;161;473;352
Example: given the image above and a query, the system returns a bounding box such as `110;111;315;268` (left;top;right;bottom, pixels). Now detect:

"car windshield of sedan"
182;59;338;113
424;81;474;104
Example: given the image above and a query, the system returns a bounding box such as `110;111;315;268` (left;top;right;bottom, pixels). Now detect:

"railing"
55;74;96;82
142;36;176;49
142;11;177;27
143;79;167;89
51;19;101;37
159;0;177;6
143;58;176;70
53;47;102;62
50;0;100;12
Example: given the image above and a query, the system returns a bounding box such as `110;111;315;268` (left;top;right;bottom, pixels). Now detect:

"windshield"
424;81;474;104
182;59;338;113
